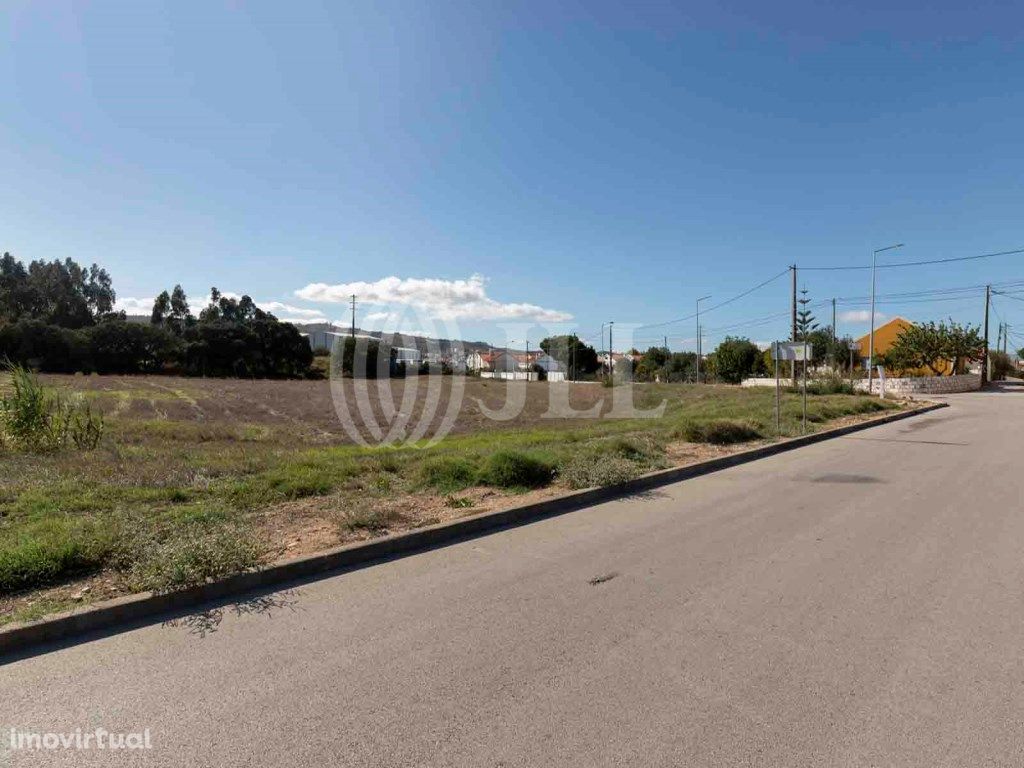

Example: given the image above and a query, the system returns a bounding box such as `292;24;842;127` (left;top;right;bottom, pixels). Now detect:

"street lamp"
695;295;710;383
867;244;904;392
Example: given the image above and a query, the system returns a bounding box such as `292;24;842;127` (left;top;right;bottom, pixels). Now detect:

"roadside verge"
0;401;947;657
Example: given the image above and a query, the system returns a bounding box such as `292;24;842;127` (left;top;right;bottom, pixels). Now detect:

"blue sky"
3;1;1024;352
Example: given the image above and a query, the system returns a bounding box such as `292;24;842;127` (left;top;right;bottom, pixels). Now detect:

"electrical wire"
634;267;790;331
802;247;1024;271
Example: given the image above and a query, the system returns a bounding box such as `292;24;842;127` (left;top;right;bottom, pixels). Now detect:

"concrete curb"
0;401;947;656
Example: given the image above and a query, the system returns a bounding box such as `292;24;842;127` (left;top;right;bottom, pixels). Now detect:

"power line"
635;268;790;331
802;247;1024;272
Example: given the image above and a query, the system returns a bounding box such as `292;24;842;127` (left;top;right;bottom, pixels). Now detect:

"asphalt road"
4;387;1024;767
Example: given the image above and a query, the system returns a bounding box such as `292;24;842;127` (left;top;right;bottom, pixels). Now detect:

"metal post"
696;325;700;383
801;344;807;434
867;243;904;394
867;252;877;394
774;342;780;435
790;266;798;383
849;346;854;390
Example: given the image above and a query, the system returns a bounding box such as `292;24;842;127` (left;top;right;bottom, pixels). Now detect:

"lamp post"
695;295;710;383
867;243;904;393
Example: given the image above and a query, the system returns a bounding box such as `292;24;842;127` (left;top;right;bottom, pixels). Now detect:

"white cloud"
261;301;325;319
115;297;157;316
295;274;573;323
838;309;885;323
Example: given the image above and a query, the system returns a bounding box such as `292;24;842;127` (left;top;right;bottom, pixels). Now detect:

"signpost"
772;341;810;435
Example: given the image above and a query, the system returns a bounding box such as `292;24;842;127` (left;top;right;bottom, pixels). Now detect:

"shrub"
477;450;555;489
419;456;478;492
805;373;855;395
560;454;643;490
679;419;762;444
0;363;104;452
989;350;1015;381
340;507;403;533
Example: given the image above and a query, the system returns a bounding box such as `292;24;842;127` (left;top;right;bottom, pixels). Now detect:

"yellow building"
855;316;956;375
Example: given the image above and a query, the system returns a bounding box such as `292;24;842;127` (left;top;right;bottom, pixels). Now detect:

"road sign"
772;341;809;361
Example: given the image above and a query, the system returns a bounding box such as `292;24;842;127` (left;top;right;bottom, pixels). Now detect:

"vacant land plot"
1;374;901;624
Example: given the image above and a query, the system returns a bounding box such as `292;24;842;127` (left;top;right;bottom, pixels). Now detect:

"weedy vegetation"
0;374;901;618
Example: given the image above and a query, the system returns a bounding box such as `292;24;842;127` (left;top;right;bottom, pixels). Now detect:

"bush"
340;507;403;533
679;419;762;444
0;363;104;452
560;454;643;489
419;456;478;492
805;373;855;395
477;450;555;489
989;350;1015;381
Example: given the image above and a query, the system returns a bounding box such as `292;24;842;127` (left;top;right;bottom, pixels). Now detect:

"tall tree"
151;291;171;325
795;287;818;341
0;254;115;327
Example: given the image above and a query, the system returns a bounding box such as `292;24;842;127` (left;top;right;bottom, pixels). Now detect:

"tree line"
0;253;312;377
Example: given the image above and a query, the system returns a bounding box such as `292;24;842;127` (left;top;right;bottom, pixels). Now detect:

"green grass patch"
678;419;764;445
477;450;555;490
418;456;479;493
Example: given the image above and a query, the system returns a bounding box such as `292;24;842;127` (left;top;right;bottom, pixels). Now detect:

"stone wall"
741;373;981;395
853;373;980;395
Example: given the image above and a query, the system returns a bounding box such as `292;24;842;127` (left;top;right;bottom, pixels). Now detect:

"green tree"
713;336;761;384
0;253;115;328
151;291;171;326
886;320;983;376
795;287;818;341
539;335;599;378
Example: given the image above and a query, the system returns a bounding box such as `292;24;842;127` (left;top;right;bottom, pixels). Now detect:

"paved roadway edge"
0;401;948;656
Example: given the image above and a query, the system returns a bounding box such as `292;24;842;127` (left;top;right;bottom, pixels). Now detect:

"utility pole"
571;336;576;383
982;285;990;386
664;335;668;353
696;295;710;384
696;325;701;382
832;298;837;343
350;294;356;339
525;339;530;381
608;322;614;382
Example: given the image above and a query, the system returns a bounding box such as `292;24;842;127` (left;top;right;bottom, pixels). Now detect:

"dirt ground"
40;374;664;445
